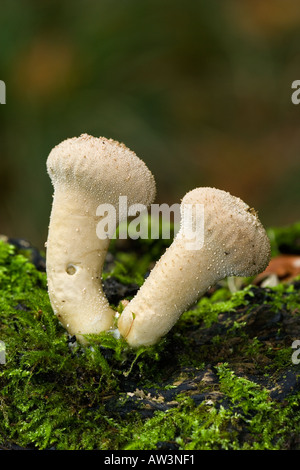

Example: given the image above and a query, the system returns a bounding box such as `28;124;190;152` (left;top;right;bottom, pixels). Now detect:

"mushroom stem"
46;188;115;341
118;187;271;348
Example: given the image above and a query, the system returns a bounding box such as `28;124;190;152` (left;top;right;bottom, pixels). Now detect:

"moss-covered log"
0;224;300;450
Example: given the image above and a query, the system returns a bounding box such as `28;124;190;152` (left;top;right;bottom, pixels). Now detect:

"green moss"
0;224;300;450
268;222;300;256
123;364;300;450
179;285;254;328
123;396;239;450
217;364;300;449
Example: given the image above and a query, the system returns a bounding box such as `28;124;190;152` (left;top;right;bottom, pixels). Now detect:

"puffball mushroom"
118;187;271;348
46;134;155;341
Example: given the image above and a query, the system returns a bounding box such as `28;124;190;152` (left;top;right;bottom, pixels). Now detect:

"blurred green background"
0;0;300;249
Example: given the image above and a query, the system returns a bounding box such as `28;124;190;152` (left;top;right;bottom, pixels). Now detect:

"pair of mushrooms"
46;134;271;348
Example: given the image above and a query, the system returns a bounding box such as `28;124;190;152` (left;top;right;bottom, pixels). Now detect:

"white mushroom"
118;187;271;348
46;134;156;342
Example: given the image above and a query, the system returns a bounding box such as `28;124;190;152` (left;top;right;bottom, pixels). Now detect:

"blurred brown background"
0;0;299;249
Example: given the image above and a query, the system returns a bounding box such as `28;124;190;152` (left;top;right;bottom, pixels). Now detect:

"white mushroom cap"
180;187;271;278
46;134;156;341
47;134;156;209
118;187;271;348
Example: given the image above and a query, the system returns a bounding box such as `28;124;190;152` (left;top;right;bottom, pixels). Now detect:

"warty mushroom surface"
46;134;156;342
118;187;271;348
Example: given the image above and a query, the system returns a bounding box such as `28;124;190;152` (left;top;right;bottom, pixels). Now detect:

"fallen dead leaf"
255;254;300;284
